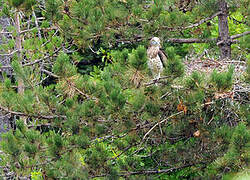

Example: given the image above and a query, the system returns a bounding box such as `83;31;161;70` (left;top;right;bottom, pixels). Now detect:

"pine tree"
0;0;249;179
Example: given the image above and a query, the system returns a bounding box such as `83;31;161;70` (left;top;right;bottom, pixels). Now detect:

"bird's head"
149;37;161;47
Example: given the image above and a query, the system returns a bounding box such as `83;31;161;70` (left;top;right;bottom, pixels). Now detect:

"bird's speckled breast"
147;46;160;58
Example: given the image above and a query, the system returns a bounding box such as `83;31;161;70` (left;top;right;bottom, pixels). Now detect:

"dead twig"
144;76;171;86
0;104;66;120
91;163;194;178
142;111;184;141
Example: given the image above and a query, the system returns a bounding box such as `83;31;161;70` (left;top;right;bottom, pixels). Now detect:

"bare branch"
0;31;12;34
142;111;184;141
216;31;249;45
91;163;194;178
144;76;171;86
162;11;222;31
0;47;61;71
0;104;66;120
0;50;19;56
20;27;58;34
65;79;98;101
41;69;59;78
167;38;216;43
231;31;250;40
184;11;222;29
32;10;42;39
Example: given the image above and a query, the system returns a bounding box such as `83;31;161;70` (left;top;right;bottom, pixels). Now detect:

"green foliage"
129;90;146;111
45;0;63;21
53;52;77;77
186;71;204;90
230;123;250;151
111;48;129;65
245;58;250;83
109;88;126;109
129;45;147;70
164;47;185;78
31;171;43;180
7;0;36;10
208;123;250;177
0;0;249;179
222;169;250;180
11;60;24;79
1;132;20;157
7;0;25;8
210;66;234;91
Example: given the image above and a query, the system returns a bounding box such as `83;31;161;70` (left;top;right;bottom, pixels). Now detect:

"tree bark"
15;12;24;94
218;0;231;59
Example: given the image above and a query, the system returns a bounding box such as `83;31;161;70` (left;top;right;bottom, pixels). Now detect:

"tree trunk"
218;0;231;59
15;12;24;94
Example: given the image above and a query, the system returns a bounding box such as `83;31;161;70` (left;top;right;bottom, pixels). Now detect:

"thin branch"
160;92;172;99
167;38;216;43
129;31;248;45
0;104;66;120
0;47;61;71
142;111;184;141
32;10;42;39
28;123;52;128
162;11;222;31
184;11;222;29
0;50;19;56
88;45;99;54
144;76;171;86
20;27;58;34
110;143;136;161
65;79;98;101
231;31;250;40
216;31;249;45
41;69;59;78
0;31;12;34
91;163;193;178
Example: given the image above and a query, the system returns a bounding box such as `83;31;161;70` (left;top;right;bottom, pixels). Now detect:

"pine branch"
0;50;19;56
168;30;249;44
0;31;12;34
0;47;61;71
144;76;171;86
162;11;222;31
142;111;184;141
20;27;58;34
119;31;249;45
167;38;217;43
183;11;222;29
216;31;250;45
115;27;248;46
32;10;42;39
231;31;250;40
0;104;66;120
41;69;59;78
91;163;194;178
65;79;98;101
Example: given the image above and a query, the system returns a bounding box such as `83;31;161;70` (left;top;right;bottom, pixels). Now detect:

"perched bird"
147;37;167;81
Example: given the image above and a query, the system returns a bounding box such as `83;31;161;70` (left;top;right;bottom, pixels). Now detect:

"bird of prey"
147;37;167;81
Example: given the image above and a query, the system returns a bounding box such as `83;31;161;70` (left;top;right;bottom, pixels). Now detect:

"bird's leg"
156;73;161;80
156;73;161;86
153;73;161;86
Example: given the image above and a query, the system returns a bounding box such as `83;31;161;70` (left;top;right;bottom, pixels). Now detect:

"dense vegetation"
0;0;249;179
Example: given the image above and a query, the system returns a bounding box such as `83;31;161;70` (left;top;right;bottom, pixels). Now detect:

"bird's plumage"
147;37;167;80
